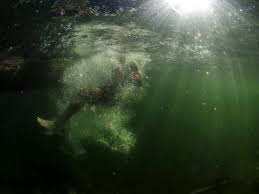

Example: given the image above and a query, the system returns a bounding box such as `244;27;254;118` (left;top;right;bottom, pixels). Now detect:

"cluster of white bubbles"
52;20;151;155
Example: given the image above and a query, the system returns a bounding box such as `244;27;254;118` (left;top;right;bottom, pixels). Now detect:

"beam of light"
166;0;212;15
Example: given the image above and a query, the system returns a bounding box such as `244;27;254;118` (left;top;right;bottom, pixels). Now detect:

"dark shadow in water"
0;89;78;193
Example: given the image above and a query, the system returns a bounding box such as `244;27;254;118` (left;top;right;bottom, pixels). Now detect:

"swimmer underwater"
36;50;142;136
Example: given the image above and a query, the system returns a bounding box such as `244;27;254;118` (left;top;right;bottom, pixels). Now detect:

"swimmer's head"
126;62;142;86
112;62;142;86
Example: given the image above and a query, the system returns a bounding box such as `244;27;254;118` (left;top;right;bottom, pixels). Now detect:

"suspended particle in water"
90;105;96;113
160;106;165;112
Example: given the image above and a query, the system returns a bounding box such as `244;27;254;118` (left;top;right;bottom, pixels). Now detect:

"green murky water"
2;2;259;193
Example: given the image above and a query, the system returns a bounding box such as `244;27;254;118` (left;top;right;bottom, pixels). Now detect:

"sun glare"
166;0;212;15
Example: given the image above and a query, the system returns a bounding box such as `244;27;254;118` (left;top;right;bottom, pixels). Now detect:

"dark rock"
0;54;70;91
0;56;25;85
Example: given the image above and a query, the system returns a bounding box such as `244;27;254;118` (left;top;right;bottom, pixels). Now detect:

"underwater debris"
191;179;231;194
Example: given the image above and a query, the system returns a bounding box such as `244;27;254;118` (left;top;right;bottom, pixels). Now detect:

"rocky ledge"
0;55;70;91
